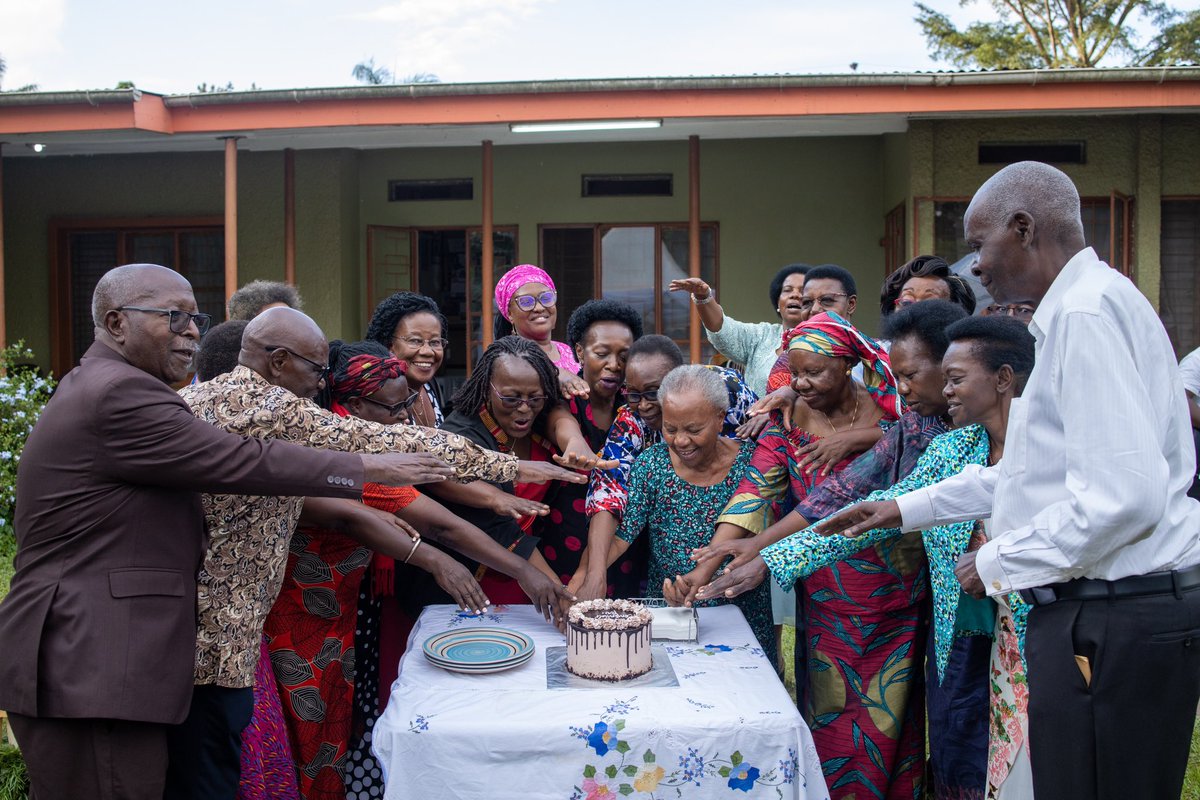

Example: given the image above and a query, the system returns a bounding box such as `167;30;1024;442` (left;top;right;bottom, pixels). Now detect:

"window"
51;218;224;375
978;142;1086;165
930;196;1133;274
365;225;517;381
882;202;905;274
540;223;718;359
581;174;673;197
1160;199;1200;357
387;179;473;202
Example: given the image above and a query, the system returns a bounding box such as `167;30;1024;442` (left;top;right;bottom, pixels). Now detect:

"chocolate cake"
565;599;653;681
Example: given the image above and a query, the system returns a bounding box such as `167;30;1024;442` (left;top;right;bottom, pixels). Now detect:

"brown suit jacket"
0;343;366;724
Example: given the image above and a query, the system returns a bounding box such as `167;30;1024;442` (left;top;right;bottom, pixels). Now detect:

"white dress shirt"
896;248;1200;595
1180;348;1200;396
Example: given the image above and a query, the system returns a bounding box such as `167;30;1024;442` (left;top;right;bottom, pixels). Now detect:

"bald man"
0;265;469;800
820;162;1200;798
170;306;585;798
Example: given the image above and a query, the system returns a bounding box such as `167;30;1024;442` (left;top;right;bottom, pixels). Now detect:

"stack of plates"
422;627;536;674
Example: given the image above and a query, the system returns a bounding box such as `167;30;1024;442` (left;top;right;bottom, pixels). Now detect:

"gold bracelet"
403;537;422;564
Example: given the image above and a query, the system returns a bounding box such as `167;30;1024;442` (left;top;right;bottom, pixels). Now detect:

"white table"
374;604;829;800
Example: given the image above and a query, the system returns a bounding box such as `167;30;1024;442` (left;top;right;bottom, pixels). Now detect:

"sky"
1;0;1197;94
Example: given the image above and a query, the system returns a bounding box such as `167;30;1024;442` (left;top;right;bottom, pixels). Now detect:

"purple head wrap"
494;264;556;321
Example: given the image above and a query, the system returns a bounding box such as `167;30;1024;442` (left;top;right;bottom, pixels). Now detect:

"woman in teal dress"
598;365;775;664
703;315;1036;800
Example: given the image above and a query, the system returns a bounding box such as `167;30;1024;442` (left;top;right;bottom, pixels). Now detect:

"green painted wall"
357;137;887;335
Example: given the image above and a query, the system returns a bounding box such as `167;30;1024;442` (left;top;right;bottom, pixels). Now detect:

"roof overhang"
1;68;1198;158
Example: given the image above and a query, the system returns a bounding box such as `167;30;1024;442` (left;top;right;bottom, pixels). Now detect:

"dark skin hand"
811;499;903;539
695;556;770;601
955;550;986;599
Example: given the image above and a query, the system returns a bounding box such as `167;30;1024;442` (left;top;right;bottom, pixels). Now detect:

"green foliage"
0;745;29;800
0;342;55;600
914;1;1200;69
352;58;393;85
195;81;260;93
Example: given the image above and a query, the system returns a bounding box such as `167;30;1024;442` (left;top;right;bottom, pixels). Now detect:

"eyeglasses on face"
117;306;212;335
799;293;849;312
489;382;548;410
263;346;329;379
622;387;660;405
985;304;1036;319
394;336;449;351
359;391;421;418
511;290;557;313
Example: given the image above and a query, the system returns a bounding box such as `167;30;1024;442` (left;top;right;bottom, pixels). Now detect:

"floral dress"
719;415;927;800
262;483;419;800
615;439;775;665
586;365;758;523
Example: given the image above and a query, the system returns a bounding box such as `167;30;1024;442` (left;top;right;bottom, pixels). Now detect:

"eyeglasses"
489;382;548;410
360;392;421;418
985;303;1036;320
622;387;659;405
117;306;212;335
263;346;329;379
799;293;849;312
394;336;449;351
511;290;557;313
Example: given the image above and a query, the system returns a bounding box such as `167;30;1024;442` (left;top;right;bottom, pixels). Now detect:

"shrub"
0;342;55;600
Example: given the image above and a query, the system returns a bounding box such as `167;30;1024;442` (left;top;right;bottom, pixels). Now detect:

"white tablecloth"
374;604;829;800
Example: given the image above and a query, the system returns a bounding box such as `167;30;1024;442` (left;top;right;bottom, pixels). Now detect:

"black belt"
1018;563;1200;606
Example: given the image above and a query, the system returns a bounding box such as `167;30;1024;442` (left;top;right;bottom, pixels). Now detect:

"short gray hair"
657;365;729;413
966;161;1084;246
227;280;303;321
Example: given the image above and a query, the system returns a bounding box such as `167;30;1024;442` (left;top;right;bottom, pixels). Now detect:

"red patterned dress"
262;483;419;800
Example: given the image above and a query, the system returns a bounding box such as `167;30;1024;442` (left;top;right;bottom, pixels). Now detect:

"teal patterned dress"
616;440;775;665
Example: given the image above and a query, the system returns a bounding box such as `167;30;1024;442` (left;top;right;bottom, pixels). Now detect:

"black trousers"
1025;585;1200;799
164;685;254;800
8;713;168;800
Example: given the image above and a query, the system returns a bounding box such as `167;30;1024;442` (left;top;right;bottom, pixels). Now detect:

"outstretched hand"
813;500;902;539
690;537;760;570
516;460;589;485
695;557;769;601
667;277;713;300
552;450;620;472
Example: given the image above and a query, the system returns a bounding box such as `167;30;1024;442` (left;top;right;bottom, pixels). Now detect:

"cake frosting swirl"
565;599;653;681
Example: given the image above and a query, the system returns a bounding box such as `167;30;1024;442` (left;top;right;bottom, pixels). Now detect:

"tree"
0;53;37;92
352;58;393;85
915;1;1200;69
400;72;441;84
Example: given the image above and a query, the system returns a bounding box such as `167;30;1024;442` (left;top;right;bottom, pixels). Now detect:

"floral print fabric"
179;365;518;688
615;440;775;665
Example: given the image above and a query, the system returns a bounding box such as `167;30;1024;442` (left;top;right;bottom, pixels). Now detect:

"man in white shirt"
818;161;1200;799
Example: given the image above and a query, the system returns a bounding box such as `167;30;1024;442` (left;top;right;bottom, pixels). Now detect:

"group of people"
0;159;1198;800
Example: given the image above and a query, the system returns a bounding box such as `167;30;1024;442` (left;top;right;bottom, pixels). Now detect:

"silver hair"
657;364;729;413
965;161;1085;245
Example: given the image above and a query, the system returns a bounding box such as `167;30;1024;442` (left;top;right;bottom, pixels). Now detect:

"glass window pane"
933;202;971;263
69;232;119;365
600;227;656;336
661;227;717;361
1160;200;1200;357
127;232;176;270
1081;200;1112;264
541;227;596;343
418;230;468;377
468;229;518;369
178;231;225;324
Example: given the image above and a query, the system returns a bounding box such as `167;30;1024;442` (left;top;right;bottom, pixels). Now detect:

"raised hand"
667;277;713;300
362;452;456;486
695;556;769;601
813;500;902;539
559;370;591;401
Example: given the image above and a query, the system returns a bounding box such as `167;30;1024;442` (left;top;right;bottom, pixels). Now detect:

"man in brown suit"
0;264;456;800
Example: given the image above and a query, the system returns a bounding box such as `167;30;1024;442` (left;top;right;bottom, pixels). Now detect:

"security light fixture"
510;120;662;134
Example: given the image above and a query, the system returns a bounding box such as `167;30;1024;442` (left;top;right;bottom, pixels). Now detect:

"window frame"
49;216;224;376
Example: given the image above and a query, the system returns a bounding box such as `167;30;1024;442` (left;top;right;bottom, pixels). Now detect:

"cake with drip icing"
565;599;653;681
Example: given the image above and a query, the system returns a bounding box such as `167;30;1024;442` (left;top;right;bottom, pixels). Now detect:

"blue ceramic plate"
422;628;536;674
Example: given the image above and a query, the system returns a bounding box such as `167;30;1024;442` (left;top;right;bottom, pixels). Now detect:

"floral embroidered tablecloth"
373;604;829;800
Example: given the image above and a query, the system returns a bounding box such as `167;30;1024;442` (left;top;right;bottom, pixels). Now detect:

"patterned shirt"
796;411;950;523
585;366;758;522
759;423;1029;681
179;366;519;687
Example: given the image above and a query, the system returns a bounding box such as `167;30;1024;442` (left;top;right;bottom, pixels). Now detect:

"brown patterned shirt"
179;366;518;687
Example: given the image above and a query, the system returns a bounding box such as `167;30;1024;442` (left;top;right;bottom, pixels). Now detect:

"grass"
781;623;1200;799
